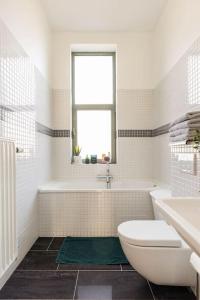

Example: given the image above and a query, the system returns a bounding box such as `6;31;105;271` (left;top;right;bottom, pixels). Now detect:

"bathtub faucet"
96;163;113;189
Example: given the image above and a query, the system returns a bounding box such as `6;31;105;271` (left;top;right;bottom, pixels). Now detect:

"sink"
155;197;200;256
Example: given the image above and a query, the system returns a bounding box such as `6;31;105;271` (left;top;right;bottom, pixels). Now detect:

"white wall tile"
152;134;171;184
52;89;71;129
117;90;154;129
0;18;52;281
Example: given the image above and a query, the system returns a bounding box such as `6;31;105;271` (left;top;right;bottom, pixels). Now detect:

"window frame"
71;52;116;163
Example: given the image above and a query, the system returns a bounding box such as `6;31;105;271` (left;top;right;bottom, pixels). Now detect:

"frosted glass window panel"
74;56;113;104
77;110;111;158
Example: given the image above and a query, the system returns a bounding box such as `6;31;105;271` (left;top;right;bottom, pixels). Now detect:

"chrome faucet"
96;163;113;189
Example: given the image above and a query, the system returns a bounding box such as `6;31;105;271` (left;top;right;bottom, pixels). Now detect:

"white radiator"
0;138;17;278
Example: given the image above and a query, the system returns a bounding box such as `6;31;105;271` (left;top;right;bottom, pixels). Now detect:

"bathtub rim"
38;180;160;193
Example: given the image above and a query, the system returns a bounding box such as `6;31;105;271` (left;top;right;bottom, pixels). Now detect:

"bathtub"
38;179;156;237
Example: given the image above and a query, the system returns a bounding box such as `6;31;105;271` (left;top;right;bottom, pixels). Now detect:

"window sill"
71;162;117;165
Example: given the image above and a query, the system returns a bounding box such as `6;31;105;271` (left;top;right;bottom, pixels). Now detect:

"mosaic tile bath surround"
51;88;170;138
50;34;200;192
51;86;169;180
0;107;168;138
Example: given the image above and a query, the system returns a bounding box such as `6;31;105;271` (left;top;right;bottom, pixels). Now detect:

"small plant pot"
73;155;82;164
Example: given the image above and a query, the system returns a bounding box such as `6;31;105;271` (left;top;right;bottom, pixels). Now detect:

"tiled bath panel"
0;17;52;286
0;237;195;299
39;191;154;236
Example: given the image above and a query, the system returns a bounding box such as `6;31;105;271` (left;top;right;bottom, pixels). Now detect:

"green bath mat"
56;237;129;265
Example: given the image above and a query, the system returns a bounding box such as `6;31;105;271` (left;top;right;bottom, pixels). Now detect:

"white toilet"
118;189;196;286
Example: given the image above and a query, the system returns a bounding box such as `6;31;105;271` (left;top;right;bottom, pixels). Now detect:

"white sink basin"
155;197;200;256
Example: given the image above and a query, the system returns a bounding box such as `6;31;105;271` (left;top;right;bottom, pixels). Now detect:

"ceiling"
41;0;166;32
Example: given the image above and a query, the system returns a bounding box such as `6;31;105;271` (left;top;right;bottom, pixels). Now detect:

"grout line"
30;249;58;252
47;237;54;251
147;280;156;300
78;269;135;272
73;270;79;300
17;269;59;272
16;269;133;272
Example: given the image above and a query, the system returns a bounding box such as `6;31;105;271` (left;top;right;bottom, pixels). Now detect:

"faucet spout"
96;163;113;189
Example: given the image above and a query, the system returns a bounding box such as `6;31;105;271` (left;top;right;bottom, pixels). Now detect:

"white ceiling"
41;0;166;32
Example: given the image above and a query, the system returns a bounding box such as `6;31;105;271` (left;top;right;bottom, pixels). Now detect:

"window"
72;52;116;162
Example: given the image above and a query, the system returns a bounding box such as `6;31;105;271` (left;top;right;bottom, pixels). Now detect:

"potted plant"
73;145;82;164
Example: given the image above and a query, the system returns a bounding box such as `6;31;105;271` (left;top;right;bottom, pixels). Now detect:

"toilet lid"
118;220;182;248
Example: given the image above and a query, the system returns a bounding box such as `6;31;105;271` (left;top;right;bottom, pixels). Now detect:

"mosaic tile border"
38;126;169;138
118;129;153;137
53;130;70;137
118;124;169;138
36;122;70;137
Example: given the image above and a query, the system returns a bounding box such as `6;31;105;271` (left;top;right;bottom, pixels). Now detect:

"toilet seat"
118;220;182;248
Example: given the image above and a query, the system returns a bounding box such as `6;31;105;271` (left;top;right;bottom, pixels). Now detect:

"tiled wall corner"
153;35;200;194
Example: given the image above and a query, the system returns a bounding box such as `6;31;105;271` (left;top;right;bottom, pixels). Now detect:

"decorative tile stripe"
118;129;153;137
118;124;170;138
0;104;14;112
0;105;15;121
53;130;70;137
0;104;35;112
152;123;170;137
36;122;70;137
36;122;54;137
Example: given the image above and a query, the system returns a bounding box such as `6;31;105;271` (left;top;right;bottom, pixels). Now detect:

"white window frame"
71;52;116;163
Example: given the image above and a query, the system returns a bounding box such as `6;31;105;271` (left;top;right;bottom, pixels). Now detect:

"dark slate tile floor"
74;271;153;300
0;237;196;300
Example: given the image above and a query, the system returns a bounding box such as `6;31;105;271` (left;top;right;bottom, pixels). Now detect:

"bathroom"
0;0;200;299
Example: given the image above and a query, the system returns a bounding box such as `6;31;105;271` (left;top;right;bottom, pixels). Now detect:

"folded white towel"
170;111;200;127
169;128;197;137
170;133;196;143
169;118;200;132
